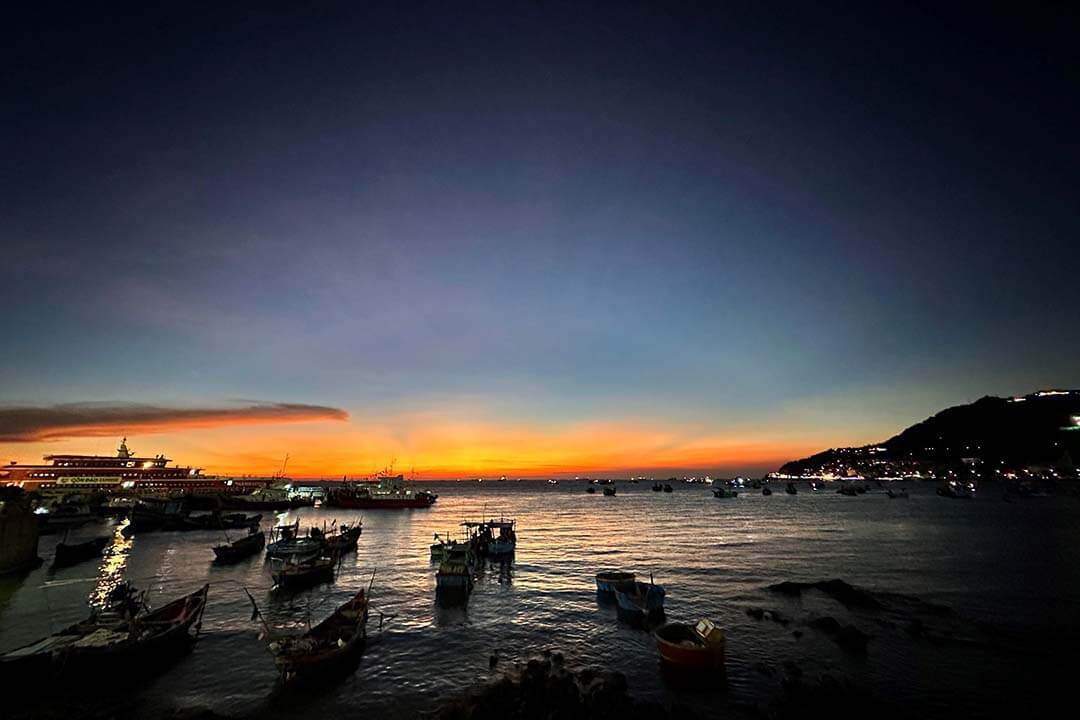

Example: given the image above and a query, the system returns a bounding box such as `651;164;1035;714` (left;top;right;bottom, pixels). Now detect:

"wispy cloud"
0;402;348;442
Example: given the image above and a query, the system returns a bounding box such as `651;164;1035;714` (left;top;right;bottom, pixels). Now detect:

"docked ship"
326;472;438;509
1;438;271;497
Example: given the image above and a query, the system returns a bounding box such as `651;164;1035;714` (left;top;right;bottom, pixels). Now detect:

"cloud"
0;402;348;441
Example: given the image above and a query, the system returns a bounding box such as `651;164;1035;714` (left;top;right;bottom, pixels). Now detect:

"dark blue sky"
2;2;1078;474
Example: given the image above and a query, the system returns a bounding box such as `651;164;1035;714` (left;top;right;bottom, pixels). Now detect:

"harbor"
1;479;1076;719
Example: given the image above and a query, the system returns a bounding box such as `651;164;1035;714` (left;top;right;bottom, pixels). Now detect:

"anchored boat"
613;579;666;626
595;570;635;600
268;585;371;684
52;536;110;569
326;472;437;509
212;527;266;564
0;583;208;686
654;619;725;669
270;553;338;591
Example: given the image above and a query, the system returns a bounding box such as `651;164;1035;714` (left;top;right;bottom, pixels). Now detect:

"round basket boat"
654;619;725;669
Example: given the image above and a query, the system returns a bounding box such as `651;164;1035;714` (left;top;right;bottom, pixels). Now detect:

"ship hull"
327;496;436;509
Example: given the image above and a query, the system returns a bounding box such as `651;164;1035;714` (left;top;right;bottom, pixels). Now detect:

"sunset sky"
3;3;1078;478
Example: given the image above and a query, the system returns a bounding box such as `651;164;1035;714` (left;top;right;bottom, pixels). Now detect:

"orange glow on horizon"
0;413;879;479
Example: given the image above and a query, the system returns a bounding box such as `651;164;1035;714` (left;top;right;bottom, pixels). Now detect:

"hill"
778;390;1080;478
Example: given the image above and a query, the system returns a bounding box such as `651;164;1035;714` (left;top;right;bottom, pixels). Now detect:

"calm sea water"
2;481;1078;718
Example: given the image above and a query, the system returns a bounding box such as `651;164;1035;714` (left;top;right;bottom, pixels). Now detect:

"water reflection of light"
91;520;134;609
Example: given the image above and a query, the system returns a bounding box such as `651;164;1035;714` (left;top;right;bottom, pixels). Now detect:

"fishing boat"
270;553;338;591
430;532;471;562
326;472;437;509
837;484;859;496
762;486;773;496
595;570;635;600
0;583;208;685
435;543;474;603
268;585;371;684
183;510;262;531
654;619;725;669
613;579;666;626
651;482;663;492
586;486;596;494
464;518;517;558
785;482;798;495
663;484;673;493
221;486;313;511
603;485;617;496
266;522;326;559
315;522;363;554
712;487;738;498
212;527;266;564
52;536;110;569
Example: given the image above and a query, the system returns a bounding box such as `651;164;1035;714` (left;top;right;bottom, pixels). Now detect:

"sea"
2;480;1077;719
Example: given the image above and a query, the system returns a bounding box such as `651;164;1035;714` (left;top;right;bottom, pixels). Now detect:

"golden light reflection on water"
90;520;134;609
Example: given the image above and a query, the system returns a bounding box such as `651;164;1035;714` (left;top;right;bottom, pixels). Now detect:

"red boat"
654;619;726;669
327;474;437;509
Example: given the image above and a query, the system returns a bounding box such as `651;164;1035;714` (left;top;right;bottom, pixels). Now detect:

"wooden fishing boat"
430;532;470;563
613;579;666;625
603;485;617;496
663;484;673;493
463;518;517;558
435;542;474;603
183;510;262;531
712;487;738;498
0;583;208;685
651;482;663;491
266;522;326;559
269;587;370;684
212;528;266;563
270;553;337;591
586;485;596;494
785;482;798;495
762;486;773;496
320;522;362;554
595;570;635;600
654;619;725;669
52;536;110;569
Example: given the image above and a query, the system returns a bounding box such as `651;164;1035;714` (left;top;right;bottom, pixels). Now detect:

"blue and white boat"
613;579;666;625
595;571;635;600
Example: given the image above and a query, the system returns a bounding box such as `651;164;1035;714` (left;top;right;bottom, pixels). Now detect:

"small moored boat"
269;586;370;684
712;487;738;498
785;482;798;495
266;522;326;559
613;579;666;626
270;553;338;591
52;536;110;569
212;527;266;564
762;486;773;496
595;570;635;600
603;485;616;496
654;619;725;669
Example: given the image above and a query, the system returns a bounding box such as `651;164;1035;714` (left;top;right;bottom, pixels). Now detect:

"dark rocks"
768;579;883;610
746;606;789;625
809;616;870;653
436;654;696;719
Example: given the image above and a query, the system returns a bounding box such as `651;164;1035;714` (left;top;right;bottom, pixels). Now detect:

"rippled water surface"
2;481;1078;718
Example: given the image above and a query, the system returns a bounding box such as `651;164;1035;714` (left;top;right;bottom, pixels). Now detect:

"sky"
2;2;1078;478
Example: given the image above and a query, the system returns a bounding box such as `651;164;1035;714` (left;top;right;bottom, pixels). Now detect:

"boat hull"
327;495;437;509
655;623;725;670
614;581;666;626
595;571;636;600
212;531;266;563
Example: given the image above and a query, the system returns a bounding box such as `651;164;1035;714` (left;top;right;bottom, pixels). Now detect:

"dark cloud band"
0;402;348;441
